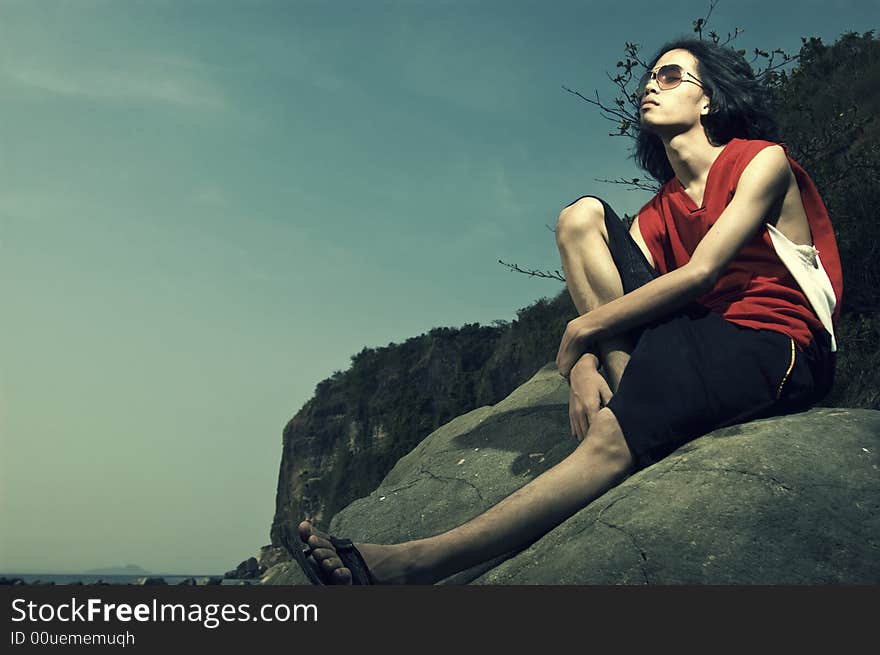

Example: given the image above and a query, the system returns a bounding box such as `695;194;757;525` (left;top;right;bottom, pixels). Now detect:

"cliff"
269;292;575;542
264;364;880;585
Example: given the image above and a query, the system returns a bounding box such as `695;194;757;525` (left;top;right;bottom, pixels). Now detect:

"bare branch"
717;27;745;46
561;85;638;138
593;177;662;193
693;0;720;40
498;259;566;282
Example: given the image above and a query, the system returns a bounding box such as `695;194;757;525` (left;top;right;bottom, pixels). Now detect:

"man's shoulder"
726;139;792;193
727;138;787;167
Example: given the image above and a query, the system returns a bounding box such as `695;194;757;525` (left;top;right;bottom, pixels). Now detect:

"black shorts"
565;195;835;470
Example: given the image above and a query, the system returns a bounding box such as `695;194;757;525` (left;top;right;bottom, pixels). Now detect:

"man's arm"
557;145;791;377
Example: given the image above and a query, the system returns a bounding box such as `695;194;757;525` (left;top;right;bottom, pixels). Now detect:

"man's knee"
577;408;634;473
556;196;607;247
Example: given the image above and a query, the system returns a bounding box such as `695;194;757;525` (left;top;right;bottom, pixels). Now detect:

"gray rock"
225;556;264;580
134;577;167;585
227;550;278;580
261;561;305;585
197;576;224;586
270;298;574;543
476;408;880;585
257;545;291;570
244;557;262;577
268;363;880;585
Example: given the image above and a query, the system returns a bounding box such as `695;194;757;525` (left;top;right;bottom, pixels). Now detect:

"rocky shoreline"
221;545;292;583
0;545;294;587
0;575;245;586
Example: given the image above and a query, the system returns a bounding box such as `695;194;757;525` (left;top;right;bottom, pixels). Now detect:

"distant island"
83;564;151;575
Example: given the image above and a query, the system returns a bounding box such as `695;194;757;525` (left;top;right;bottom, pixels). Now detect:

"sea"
1;573;255;586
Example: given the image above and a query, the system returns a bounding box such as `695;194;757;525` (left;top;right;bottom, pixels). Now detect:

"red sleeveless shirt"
637;138;844;350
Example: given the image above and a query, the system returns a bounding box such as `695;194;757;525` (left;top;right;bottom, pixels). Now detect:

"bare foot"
297;521;424;585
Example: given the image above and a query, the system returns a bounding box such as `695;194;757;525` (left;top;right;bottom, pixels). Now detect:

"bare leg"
555;197;634;392
300;407;634;584
297;197;639;585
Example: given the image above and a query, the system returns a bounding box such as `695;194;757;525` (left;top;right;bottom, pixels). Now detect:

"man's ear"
701;93;715;115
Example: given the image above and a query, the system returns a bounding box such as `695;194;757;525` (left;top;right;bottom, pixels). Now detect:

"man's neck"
661;128;727;190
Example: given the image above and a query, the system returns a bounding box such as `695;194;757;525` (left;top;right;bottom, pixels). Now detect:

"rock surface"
264;363;880;585
198;576;224;586
257;544;291;570
224;556;264;580
226;545;290;581
134;577;167;585
270;296;574;541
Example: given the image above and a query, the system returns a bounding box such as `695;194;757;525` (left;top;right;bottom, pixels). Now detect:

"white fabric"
766;223;838;351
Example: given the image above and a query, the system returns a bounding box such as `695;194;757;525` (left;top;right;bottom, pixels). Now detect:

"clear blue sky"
1;0;875;574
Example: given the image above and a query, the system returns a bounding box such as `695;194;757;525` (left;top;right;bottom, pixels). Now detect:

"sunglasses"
637;64;704;97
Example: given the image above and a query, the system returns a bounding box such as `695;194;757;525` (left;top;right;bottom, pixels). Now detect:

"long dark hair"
634;38;781;183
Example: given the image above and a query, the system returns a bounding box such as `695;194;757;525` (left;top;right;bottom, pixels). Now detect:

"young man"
287;39;843;585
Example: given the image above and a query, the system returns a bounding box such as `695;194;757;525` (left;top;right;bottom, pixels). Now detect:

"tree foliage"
769;31;880;315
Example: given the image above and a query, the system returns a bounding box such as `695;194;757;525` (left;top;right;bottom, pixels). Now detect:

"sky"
1;0;876;575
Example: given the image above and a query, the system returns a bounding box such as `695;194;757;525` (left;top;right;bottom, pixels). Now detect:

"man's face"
638;48;711;135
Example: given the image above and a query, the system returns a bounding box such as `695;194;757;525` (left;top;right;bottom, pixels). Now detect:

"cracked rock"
263;363;880;585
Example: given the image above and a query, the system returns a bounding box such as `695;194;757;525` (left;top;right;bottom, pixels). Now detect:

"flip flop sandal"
283;523;376;585
291;541;327;585
278;522;326;585
329;537;375;585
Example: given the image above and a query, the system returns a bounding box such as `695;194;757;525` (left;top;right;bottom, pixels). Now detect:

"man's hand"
556;315;598;380
568;354;613;442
